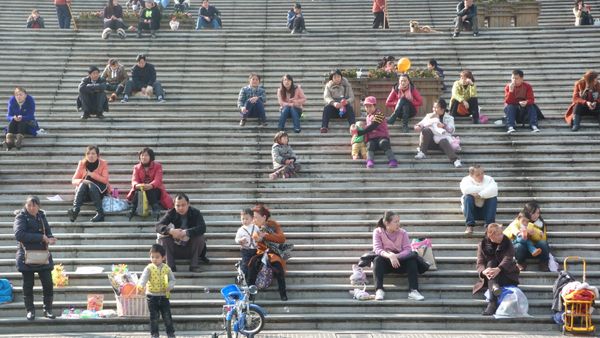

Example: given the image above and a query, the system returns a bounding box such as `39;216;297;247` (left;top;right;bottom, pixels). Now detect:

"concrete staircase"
0;0;600;335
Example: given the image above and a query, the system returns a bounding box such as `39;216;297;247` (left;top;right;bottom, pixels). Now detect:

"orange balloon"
397;58;411;73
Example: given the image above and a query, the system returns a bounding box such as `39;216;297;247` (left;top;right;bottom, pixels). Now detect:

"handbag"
21;222;50;266
411;238;437;270
266;242;294;260
357;251;378;268
255;253;273;290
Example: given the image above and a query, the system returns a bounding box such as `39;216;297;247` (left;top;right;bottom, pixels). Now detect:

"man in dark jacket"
453;0;478;37
156;193;207;272
121;54;165;103
196;0;222;30
77;66;108;119
137;0;161;38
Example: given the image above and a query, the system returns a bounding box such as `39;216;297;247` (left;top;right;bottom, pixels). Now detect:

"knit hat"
363;96;377;105
88;65;100;74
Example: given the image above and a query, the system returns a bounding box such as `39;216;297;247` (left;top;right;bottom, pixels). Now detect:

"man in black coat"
77;66;108;119
121;54;165;103
156;193;208;272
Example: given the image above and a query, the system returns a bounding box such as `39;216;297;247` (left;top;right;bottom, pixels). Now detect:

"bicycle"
212;262;267;338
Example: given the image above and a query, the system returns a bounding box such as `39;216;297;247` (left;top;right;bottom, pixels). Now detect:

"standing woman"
4;87;40;150
450;69;479;124
277;74;306;133
14;196;57;320
126;147;173;220
67;145;110;223
372;211;425;301
247;204;289;301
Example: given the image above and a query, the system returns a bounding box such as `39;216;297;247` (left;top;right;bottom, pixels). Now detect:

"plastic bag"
87;294;104;311
135;189;150;217
494;286;531;318
102;196;130;213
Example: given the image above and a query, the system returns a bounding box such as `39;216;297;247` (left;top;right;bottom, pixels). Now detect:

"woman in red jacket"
68;145;110;223
385;74;423;132
564;70;600;131
127;147;173;220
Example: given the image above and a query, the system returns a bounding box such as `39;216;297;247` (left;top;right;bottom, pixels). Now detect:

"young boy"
235;208;259;280
138;244;176;338
349;121;367;160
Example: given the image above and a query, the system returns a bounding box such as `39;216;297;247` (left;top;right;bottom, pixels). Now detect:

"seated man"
453;0;478;37
77;66;108;119
156;193;208;272
196;0;221;30
101;58;128;102
121;54;165;103
287;3;306;34
137;0;161;38
460;165;498;235
504;69;541;134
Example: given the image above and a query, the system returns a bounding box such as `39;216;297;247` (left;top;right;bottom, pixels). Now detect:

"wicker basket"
115;293;149;317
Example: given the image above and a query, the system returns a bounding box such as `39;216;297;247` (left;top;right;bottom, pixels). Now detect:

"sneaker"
531;248;542;257
239;119;246;126
473;32;479;37
294;129;301;133
482;301;498;316
320;127;328;134
117;28;126;39
531;125;540;133
366;160;374;168
290;29;296;34
157;96;165;103
452;32;459;38
388;159;398;168
121;96;129;103
464;225;474;235
414;151;426;160
517;263;527;271
375;289;385;301
453;159;462;168
101;28;111;39
408;289;425;301
259;121;268;127
507;127;516;134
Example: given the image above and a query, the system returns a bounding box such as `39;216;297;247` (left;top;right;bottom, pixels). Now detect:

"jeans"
158;0;170;9
106;83;125;96
505;104;538;128
196;17;221;30
147;295;175;336
321;104;356;128
372;255;419;290
462;195;497;226
372;11;389;29
367;138;396;162
240;248;257;280
22;269;53;313
56;5;71;29
278;106;302;131
388;97;416;126
513;239;550;264
241;100;267;122
123;80;165;99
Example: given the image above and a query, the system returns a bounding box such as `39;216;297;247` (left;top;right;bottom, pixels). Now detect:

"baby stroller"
554;256;596;335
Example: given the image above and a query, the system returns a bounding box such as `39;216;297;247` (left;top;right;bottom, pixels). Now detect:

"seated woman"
372;211;425;301
564;70;600;131
102;0;129;39
473;223;520;315
67;145;110;223
4;87;40;150
385;74;423;133
503;201;550;272
237;73;267;127
126;147;174;220
573;0;594;26
355;96;397;168
413;98;461;168
321;69;356;133
247;204;289;301
450;69;479;124
277;74;306;133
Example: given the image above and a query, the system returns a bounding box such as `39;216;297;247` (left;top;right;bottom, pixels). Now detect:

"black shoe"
26;311;35;320
90;212;105;222
97;113;105;119
189;266;202;273
43;310;56;319
80;113;89;120
199;256;210;264
452;32;459;38
67;207;80;222
572;124;580;131
280;293;288;301
126;210;135;221
151;204;161;220
402;124;409;133
473;32;479;37
482;301;497;316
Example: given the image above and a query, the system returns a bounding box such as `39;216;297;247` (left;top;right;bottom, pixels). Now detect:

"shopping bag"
411;238;437;270
135;189;150;217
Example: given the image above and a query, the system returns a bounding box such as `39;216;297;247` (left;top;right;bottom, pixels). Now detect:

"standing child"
270;131;300;179
349;121;367;160
237;73;267;127
235;208;259;280
138;244;176;338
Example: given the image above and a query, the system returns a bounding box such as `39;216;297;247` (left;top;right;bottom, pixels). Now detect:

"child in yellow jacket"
503;212;545;257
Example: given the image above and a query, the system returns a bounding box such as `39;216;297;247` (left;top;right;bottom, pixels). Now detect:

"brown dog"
409;20;440;33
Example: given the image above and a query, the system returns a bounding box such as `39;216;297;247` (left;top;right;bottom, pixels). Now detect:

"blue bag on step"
0;279;13;304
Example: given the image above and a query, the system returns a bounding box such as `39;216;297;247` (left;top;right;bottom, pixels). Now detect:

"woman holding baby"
413;98;462;168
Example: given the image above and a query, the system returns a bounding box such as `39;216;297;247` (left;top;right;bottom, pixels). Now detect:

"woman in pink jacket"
385;74;423;132
126;147;173;220
68;145;110;223
277;74;306;133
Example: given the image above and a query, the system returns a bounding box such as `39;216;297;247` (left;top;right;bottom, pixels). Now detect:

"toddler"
270;131;300;179
169;16;180;31
515;213;542;257
138;244;176;338
350;121;367;160
235;208;259;280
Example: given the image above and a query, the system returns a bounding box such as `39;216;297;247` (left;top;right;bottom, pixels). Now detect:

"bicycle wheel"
225;308;239;338
240;309;265;335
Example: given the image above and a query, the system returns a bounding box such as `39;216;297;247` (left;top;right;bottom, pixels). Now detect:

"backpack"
0;279;13;304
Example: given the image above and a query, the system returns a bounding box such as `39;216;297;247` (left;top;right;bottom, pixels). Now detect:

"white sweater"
460;174;498;199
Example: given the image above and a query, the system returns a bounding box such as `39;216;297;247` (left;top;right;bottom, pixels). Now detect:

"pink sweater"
372;227;412;258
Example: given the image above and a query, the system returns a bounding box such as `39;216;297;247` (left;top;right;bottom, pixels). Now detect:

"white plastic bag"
102;196;130;213
494;286;531;318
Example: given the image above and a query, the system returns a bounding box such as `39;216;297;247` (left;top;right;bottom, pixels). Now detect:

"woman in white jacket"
460;165;498;234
